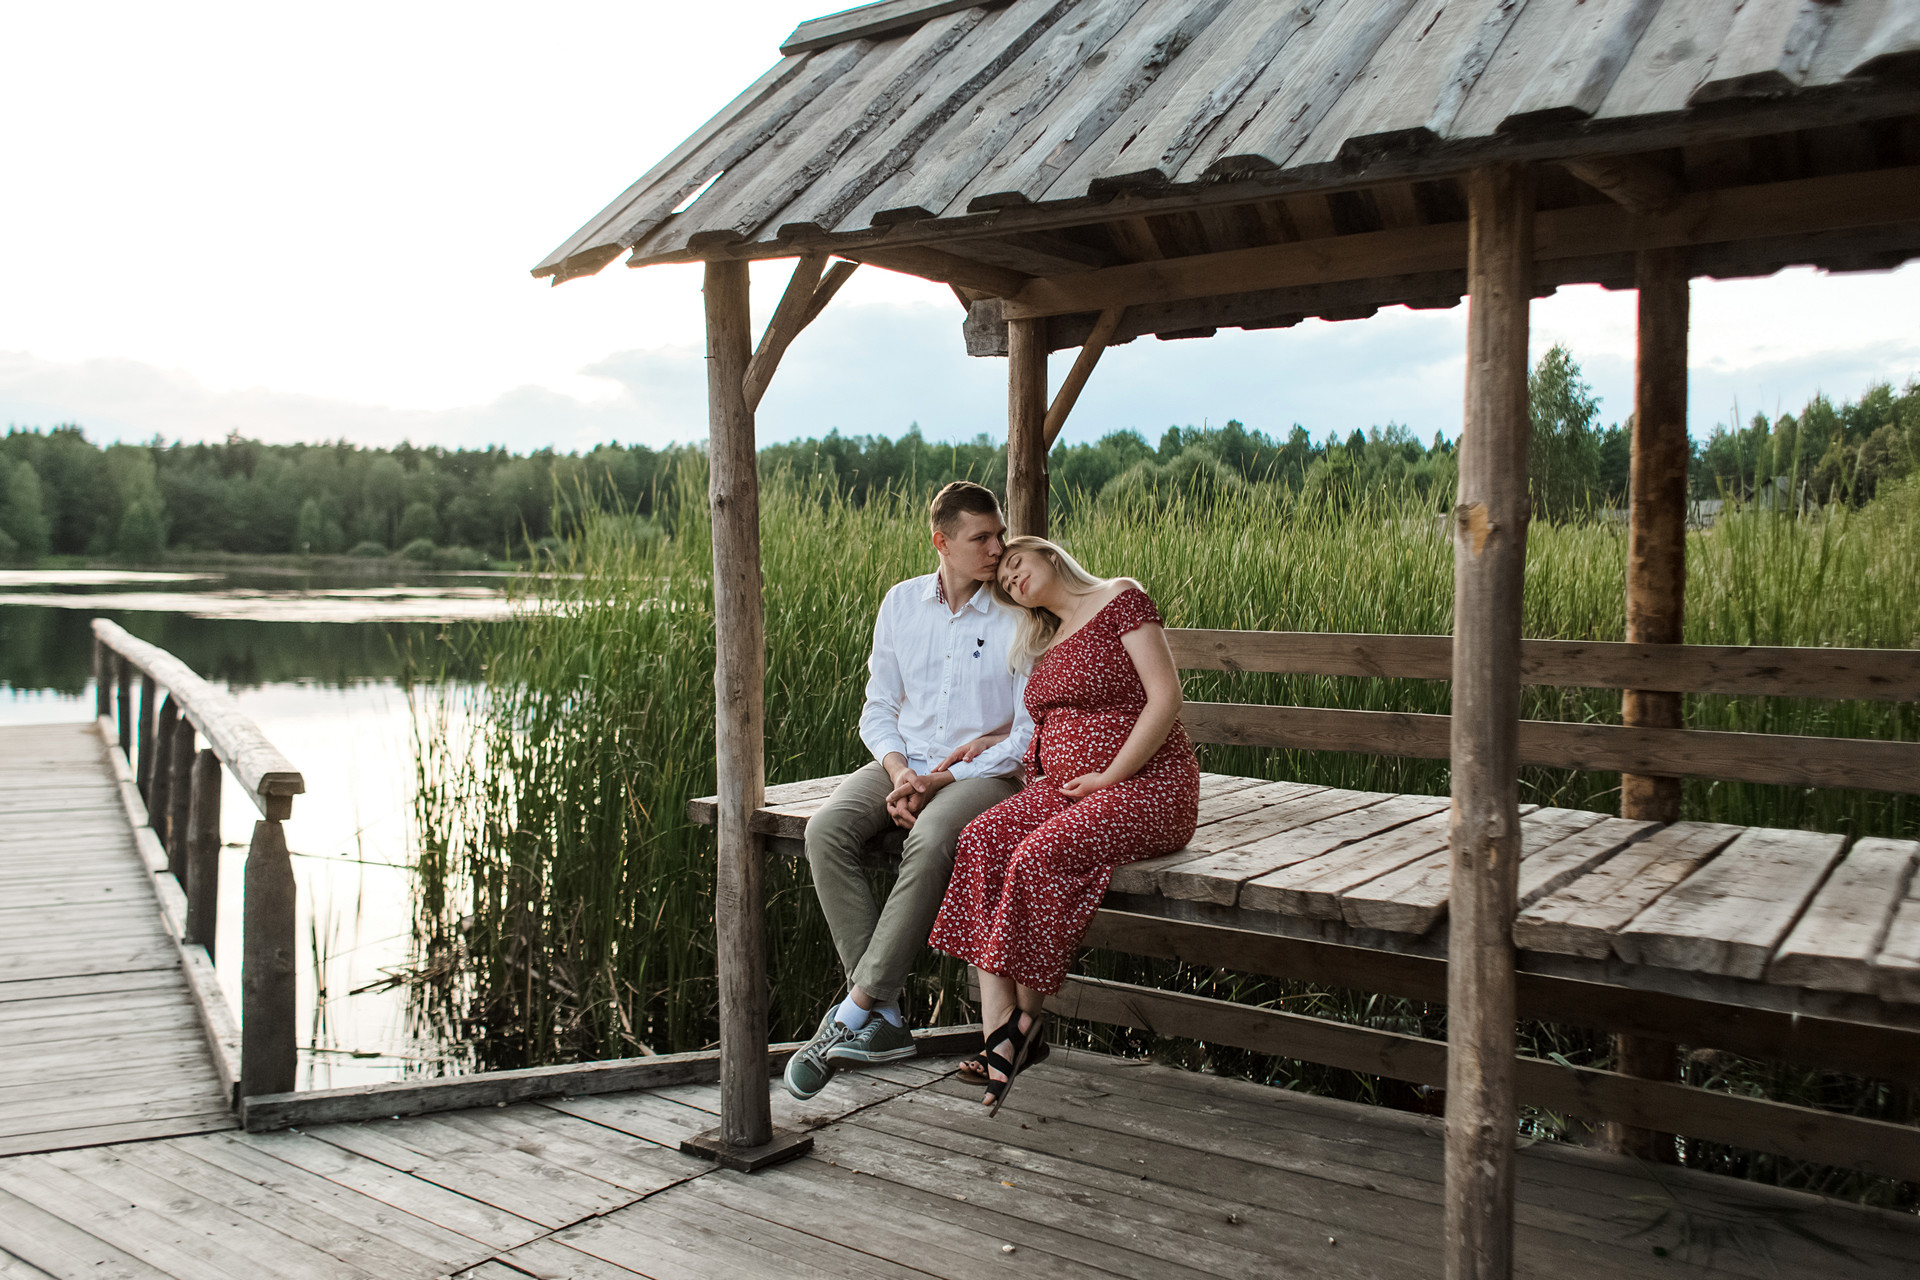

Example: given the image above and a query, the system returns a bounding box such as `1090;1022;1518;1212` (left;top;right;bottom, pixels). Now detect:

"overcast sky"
6;1;1918;455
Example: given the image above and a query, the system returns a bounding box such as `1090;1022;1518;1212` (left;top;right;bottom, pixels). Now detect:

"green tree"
1528;344;1601;520
399;500;441;545
0;460;53;558
116;498;167;561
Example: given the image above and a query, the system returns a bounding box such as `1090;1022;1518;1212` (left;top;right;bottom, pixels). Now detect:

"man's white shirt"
859;572;1032;780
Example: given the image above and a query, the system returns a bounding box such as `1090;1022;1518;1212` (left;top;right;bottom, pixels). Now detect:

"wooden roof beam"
1003;164;1920;318
841;244;1031;296
1560;154;1682;216
744;256;860;411
780;0;1009;56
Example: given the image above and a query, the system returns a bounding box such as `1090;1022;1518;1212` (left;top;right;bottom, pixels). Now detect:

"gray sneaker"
828;1015;918;1065
783;1010;856;1101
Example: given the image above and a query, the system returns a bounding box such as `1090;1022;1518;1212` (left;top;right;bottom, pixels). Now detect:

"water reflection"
0;563;502;1088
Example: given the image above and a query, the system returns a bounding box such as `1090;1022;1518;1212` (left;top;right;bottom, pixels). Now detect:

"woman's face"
998;549;1053;607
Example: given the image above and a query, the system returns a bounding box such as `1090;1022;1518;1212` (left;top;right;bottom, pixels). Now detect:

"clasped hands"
885;730;1009;828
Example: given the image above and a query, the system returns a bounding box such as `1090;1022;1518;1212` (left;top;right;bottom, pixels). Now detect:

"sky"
5;1;1918;456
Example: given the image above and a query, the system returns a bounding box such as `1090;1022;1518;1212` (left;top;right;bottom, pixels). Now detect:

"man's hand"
884;769;953;828
933;731;1009;774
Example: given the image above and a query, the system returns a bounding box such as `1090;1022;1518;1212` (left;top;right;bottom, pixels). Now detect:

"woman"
929;536;1199;1113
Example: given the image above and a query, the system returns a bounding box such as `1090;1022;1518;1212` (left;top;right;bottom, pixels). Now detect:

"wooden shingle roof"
538;0;1920;289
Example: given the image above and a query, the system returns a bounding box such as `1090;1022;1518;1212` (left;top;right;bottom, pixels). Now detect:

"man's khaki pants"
804;761;1017;1004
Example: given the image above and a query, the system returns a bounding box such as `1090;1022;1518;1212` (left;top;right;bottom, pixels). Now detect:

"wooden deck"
706;772;1920;1030
2;1047;1916;1279
0;723;234;1157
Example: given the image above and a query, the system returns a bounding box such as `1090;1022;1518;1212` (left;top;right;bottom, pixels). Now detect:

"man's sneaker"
828;1015;918;1065
783;1010;856;1101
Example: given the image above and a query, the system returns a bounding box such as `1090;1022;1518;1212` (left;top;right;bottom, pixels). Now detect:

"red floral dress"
930;586;1199;993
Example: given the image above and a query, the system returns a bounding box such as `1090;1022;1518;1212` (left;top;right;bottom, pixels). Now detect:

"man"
784;480;1031;1100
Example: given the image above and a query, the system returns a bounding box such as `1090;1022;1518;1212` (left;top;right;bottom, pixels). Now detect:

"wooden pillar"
1606;245;1691;1159
241;819;297;1097
168;717;195;887
93;640;110;720
1446;162;1534;1280
151;696;177;851
185;749;222;956
115;659;132;761
706;258;774;1152
1006;316;1049;538
137;674;158;802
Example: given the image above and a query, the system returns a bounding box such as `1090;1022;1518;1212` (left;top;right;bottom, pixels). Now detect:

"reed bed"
411;462;1918;1206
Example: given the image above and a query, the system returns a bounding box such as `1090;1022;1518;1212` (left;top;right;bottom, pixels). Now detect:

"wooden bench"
691;628;1920;1182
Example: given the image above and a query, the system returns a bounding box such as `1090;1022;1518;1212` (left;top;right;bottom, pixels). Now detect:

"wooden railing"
1168;630;1920;795
91;618;305;1101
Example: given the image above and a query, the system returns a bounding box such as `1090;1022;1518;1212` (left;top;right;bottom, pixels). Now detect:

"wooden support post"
1606;245;1692;1160
241;819;297;1097
137;674;159;802
93;639;110;719
151;696;177;852
185;748;222;956
679;256;808;1173
115;659;132;761
1447;162;1534;1280
168;717;195;887
1007;316;1049;538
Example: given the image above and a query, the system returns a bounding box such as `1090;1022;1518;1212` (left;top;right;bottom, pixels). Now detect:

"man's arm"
947;675;1032;780
857;590;914;786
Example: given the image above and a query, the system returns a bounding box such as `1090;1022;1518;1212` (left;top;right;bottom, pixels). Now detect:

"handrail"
89;618;300;1102
1167;629;1920;703
92;618;305;819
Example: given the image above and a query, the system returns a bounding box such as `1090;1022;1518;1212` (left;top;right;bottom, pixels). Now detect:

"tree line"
2;347;1914;562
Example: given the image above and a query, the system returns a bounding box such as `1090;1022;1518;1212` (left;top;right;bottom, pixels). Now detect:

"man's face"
935;510;1007;582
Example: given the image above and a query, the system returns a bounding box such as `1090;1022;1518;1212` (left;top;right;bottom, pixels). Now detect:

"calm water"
0;564;512;1088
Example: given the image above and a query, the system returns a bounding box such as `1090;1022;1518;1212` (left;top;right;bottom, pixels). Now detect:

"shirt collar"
923;571;994;615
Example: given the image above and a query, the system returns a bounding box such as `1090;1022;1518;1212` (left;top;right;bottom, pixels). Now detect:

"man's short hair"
929;481;1003;534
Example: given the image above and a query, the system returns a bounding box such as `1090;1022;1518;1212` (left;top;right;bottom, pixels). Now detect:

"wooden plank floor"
704;774;1920;1014
0;723;234;1157
2;1050;1915;1278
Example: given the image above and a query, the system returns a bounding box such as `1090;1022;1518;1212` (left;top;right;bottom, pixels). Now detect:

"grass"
410;461;1919;1207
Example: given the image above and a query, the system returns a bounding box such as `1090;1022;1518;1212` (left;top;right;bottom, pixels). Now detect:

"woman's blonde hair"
991;536;1103;671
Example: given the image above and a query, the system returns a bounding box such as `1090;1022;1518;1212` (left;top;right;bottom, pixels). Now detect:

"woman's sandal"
980;1011;1045;1118
959;1035;1048;1082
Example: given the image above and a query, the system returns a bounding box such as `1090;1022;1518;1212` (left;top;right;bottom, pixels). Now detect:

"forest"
1;347;1915;562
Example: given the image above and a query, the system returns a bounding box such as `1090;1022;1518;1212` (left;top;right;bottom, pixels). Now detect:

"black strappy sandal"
980;1010;1044;1118
959;1035;1048;1081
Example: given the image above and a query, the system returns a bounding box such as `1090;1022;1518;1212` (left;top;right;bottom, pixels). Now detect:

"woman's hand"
1058;771;1114;798
934;731;1009;774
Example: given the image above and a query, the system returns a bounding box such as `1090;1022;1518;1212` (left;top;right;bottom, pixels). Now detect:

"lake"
0;564;513;1089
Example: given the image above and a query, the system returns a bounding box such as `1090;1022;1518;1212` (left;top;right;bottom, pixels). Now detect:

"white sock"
834;994;872;1031
876;1003;904;1027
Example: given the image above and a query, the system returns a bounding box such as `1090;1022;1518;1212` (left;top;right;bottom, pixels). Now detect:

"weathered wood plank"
1513;820;1745;959
1158;792;1441;907
1238;807;1449;918
1339;806;1585;935
1692;0;1840;103
1874;853;1920;1006
1769;837;1920;994
1614;826;1850;979
0;1184;171;1280
1501;0;1663;130
781;0;1008;56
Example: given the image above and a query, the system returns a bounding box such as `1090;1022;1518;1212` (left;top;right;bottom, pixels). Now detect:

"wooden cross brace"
743;255;859;411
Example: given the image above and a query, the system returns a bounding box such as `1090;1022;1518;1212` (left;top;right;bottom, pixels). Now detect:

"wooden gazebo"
539;2;1920;1274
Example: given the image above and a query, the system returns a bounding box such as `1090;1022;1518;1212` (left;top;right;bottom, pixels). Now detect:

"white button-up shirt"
859;572;1031;781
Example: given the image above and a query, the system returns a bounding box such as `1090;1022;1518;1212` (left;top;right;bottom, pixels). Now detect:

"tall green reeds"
412;462;1917;1205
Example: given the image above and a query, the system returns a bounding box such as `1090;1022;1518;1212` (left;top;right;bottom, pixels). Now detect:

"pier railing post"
152;696;178;854
186;748;222;956
168;716;195;887
1447;161;1534;1280
241;818;297;1097
93;639;110;720
137;674;159;803
116;660;132;764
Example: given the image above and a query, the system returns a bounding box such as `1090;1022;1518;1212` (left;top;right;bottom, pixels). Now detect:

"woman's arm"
1059;621;1183;797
